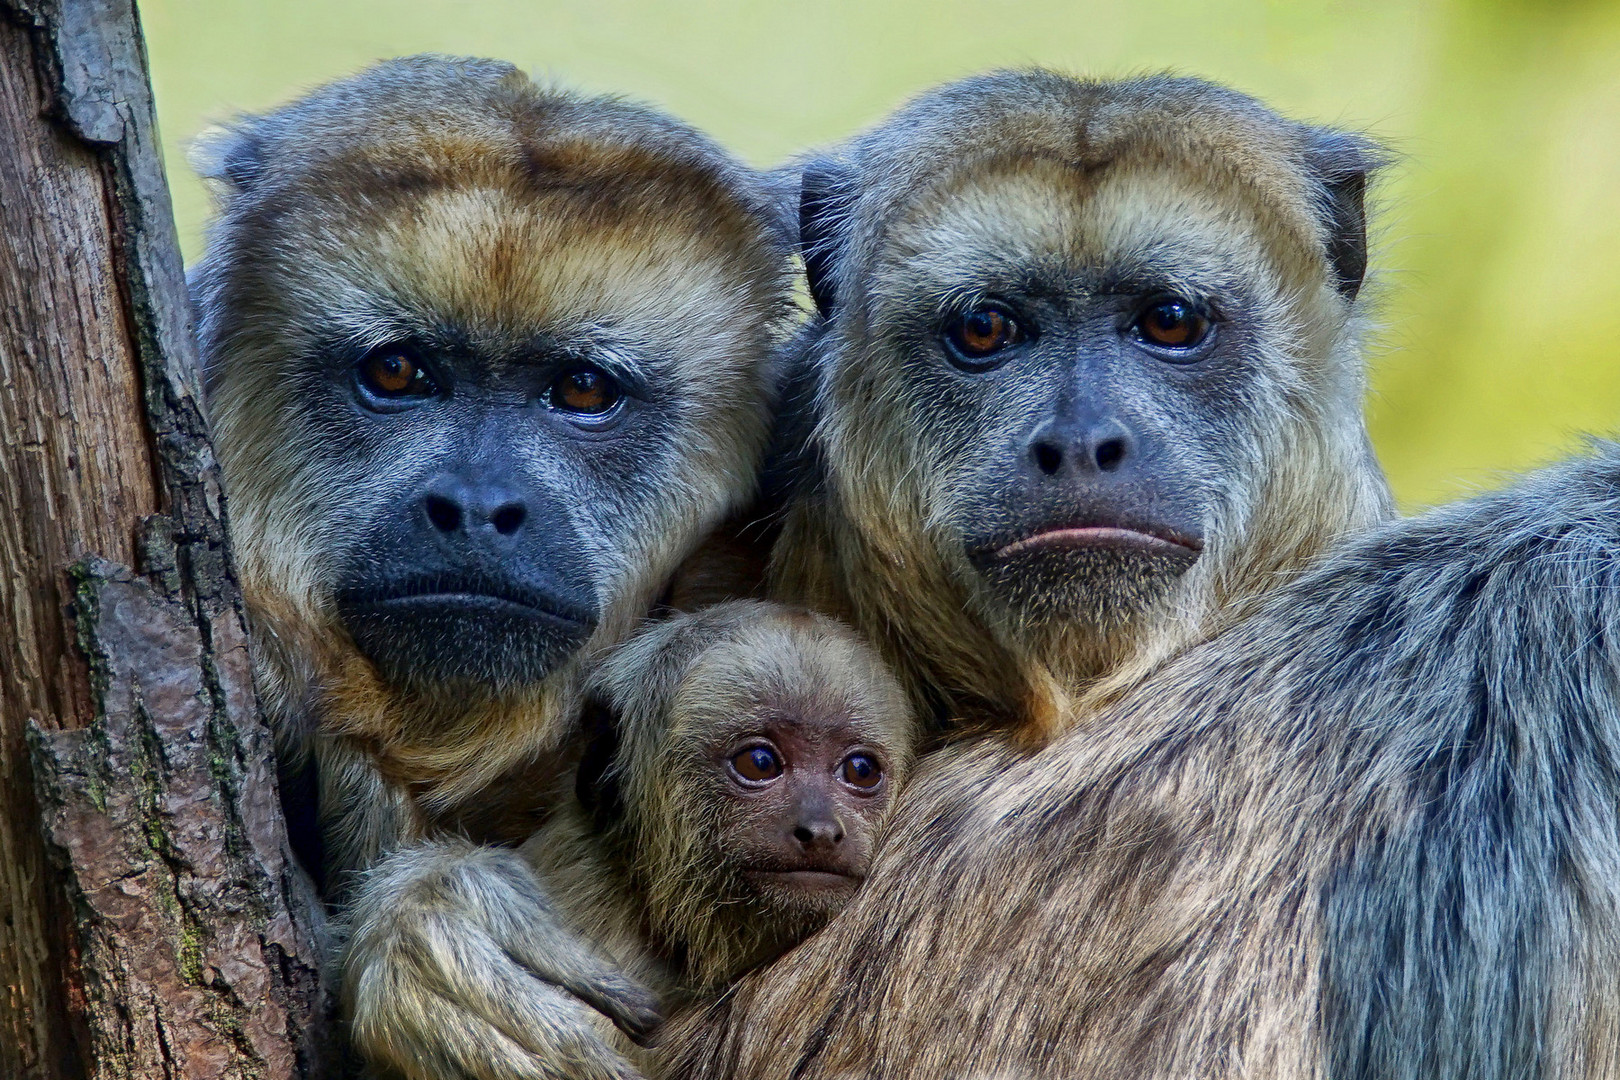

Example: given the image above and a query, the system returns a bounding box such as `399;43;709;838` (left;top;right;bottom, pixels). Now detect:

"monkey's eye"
1131;297;1214;357
357;345;438;399
942;305;1028;371
840;753;883;791
550;367;622;416
730;745;783;784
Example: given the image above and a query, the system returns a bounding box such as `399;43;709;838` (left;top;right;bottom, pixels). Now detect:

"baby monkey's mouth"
744;868;863;890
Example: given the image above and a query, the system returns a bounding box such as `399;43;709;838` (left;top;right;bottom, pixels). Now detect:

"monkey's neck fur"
246;589;587;832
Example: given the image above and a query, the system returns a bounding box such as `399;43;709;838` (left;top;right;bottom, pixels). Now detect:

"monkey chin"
967;528;1202;629
740;868;864;919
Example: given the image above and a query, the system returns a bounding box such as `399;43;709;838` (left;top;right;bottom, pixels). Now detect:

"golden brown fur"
642;69;1407;1077
341;601;913;1080
190;56;797;882
322;68;1414;1080
519;602;913;1060
668;443;1620;1079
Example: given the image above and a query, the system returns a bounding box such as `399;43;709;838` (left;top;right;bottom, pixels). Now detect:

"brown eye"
943;305;1027;370
550;367;621;415
841;753;883;791
359;347;436;398
1134;298;1212;354
731;745;782;783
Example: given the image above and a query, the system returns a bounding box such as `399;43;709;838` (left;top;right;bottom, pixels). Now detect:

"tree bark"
0;1;331;1077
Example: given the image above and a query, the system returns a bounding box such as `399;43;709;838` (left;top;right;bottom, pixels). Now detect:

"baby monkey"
521;600;915;1055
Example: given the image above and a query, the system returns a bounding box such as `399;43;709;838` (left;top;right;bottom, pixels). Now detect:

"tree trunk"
0;1;331;1077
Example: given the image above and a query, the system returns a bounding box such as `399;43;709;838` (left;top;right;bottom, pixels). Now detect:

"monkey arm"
341;840;661;1080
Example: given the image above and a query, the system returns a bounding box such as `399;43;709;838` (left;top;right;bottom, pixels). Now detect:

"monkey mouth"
964;515;1204;624
743;868;863;892
335;576;599;690
337;577;597;628
991;522;1204;561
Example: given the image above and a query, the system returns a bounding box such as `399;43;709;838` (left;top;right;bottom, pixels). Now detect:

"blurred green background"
137;0;1620;508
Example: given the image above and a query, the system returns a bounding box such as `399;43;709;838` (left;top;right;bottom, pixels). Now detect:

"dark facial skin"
714;713;893;914
323;327;675;691
887;268;1261;626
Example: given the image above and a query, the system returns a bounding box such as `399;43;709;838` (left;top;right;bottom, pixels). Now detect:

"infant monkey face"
716;710;895;908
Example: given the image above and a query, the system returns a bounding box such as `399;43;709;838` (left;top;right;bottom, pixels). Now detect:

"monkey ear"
574;694;625;829
189;121;271;200
1303;129;1388;301
798;158;860;319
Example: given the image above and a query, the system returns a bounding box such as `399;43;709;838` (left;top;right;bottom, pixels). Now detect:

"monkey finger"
439;843;665;1039
556;967;662;1046
350;911;647;1080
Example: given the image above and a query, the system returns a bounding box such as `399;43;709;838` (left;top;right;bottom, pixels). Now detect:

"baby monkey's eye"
840;753;883;790
1132;296;1214;355
550;367;621;415
942;305;1028;371
730;745;783;783
358;345;438;399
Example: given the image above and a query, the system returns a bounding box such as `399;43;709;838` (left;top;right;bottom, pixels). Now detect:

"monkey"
528;601;913;1043
340;600;914;1080
188;53;802;1074
765;70;1393;745
665;439;1620;1080
646;74;1620;1079
189;53;797;882
326;68;1406;1076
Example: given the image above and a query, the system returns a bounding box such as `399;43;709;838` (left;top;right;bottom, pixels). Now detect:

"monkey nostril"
424;494;462;533
1032;442;1063;476
1094;437;1127;473
793;822;844;847
491;503;526;536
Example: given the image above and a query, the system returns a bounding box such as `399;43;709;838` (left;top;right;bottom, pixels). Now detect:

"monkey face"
194;63;792;704
711;712;895;914
800;76;1383;665
312;316;683;692
665;616;913;923
598;602;915;969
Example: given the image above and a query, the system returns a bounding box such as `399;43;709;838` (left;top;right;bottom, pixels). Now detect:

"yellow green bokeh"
138;0;1620;508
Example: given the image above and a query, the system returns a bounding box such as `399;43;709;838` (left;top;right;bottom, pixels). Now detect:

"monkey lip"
991;523;1204;560
337;581;597;629
743;868;862;891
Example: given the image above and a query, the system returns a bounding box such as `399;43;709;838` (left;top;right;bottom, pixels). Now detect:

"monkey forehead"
871;156;1293;308
205;56;788;269
840;71;1355;296
202;58;793;351
669;620;916;756
326;183;783;342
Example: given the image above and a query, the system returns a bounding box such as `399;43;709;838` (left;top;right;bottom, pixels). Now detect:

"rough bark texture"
0;1;331;1077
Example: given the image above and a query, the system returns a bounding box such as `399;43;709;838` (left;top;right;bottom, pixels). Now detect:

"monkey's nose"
1027;415;1135;478
792;817;845;850
418;472;529;543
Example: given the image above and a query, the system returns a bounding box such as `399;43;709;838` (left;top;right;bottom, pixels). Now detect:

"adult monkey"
342;70;1408;1078
190;53;797;1061
767;70;1390;743
662;74;1620;1079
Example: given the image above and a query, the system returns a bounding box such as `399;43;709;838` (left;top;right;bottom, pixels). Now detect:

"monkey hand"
342;839;662;1080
